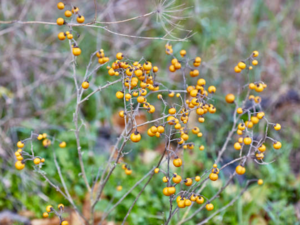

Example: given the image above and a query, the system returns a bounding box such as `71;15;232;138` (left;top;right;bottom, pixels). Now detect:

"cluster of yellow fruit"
76;49;110;84
14;141;45;171
15;134;67;170
177;196;214;211
56;2;84;56
177;195;203;208
96;49;110;65
209;164;220;181
14;141;26;170
109;47;215;150
43;204;68;225
248;82;267;93
37;133;66;148
166;44;200;72
56;2;84;25
122;164;132;175
152;49;277;212
236;165;246;175
160;170;213;210
226;51;282;174
234;50;259;73
169;56;201;77
140;48;218;210
147;125;165;138
156;155;204;208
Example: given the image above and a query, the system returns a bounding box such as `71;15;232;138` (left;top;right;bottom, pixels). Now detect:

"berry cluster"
56;2;86;56
14;133;66;171
43;204;68;225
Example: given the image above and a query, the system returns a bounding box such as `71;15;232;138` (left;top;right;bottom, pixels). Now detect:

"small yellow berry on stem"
82;81;89;89
257;179;263;185
225;94;235;103
57;2;65;10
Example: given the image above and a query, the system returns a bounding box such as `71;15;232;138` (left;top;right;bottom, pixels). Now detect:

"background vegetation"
0;0;299;224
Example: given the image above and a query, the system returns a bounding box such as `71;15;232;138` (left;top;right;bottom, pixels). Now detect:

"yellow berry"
234;66;241;73
243;136;252;145
236;165;246;175
234;142;242;150
180;50;186;57
67;33;73;39
72;6;79;14
249;83;256;89
65;10;72;17
81;81;89;89
56;18;65;26
77;15;85;23
125;168;132;175
258;144;266;152
252;51;259;57
73;47;81;56
116;52;123;60
274;123;281;131
252;60;258;66
15;161;25;170
17;141;24;148
58;32;66;40
116;91;124;99
33;158;41;165
153;66;159;72
208;86;216;93
225;94;235;103
237;62;246;70
46;205;53;213
59;142;66;148
273;141;282;150
206;203;214;211
37;134;43;140
236;108;243;114
57;2;65;10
